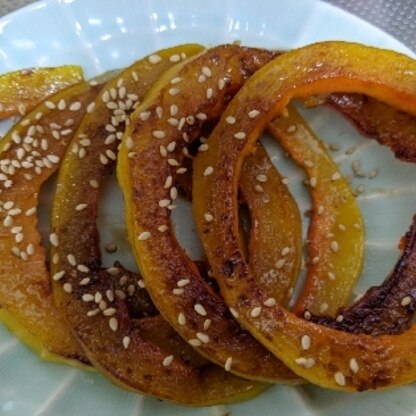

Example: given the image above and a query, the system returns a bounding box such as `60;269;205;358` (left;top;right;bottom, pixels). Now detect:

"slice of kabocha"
0;79;104;363
117;44;305;383
50;44;268;405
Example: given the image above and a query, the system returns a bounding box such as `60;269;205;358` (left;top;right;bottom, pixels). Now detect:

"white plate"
1;0;416;415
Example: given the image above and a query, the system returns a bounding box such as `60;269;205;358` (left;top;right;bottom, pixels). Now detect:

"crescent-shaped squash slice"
326;93;416;162
0;80;103;363
310;215;416;335
50;45;268;405
268;104;364;316
193;41;416;391
0;66;83;119
239;143;302;307
117;44;305;383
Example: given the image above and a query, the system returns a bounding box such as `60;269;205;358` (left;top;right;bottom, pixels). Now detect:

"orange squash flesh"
50;45;269;405
118;44;304;383
193;41;416;391
0;80;103;362
268;104;364;316
239;143;302;307
0;66;83;119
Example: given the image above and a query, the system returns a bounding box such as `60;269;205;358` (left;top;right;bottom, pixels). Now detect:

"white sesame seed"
320;303;329;313
158;199;171;208
203;319;211;330
170;104;178;116
163;354;174;367
138;231;151;241
203;166;214;176
86;102;96;113
234;132;246;140
82;294;94;302
217;78;225;90
109;317;118;331
157;225;169;232
225;116;236;124
198;74;206;83
263;297;276;307
248;109;260;118
139;111;151;121
52;270;65;281
168;158;179;166
336;315;344;322
334;372;346;386
45;101;56;109
188;339;202;347
170;76;182;84
123;336;131;349
196;332;210;343
75;203;88;212
178;312;186;325
331;172;341;181
137;279;145;289
67;254;76;266
202;66;212;77
148;54;162;64
173;288;184;295
301;335;311;350
89;179;99;188
276;259;286;269
169;88;180;96
330;241;340;253
304;311;311;320
86;309;100;317
224;357;233;371
250;306;262;318
255;185;264;193
311;256;320;265
69;101;82;111
103;307;117;316
256;174;267;183
63;283;73;293
401;296;412;307
57;99;66;110
206;88;213;99
3;216;13;227
194;304;207;316
77;264;89;273
164;175;173;189
286;124;297;133
229;307;239;318
327;271;336;281
99;154;108;165
8;208;22;216
204;213;214;222
309;177;317;187
349;358;359;373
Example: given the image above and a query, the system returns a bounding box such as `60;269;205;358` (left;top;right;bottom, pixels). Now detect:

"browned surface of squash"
0;80;103;362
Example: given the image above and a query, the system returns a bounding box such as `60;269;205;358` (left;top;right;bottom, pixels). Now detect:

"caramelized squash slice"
193;41;416;391
50;45;269;405
240;143;302;307
0;80;103;363
268;104;364;316
0;66;83;119
118;44;305;383
327;93;416;162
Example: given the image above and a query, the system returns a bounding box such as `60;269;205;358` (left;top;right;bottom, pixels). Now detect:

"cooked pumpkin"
193;41;416;391
0;66;83;119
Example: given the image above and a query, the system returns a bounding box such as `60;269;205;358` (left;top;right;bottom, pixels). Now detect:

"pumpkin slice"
193;41;416;391
310;215;416;335
0;66;83;119
118;44;304;383
326;93;416;162
268;104;364;316
0;80;104;363
239;143;302;306
50;45;268;405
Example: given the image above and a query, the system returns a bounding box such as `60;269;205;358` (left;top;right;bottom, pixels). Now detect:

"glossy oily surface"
0;0;416;415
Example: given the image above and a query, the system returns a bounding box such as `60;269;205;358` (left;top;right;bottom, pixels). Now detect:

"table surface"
0;0;415;52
